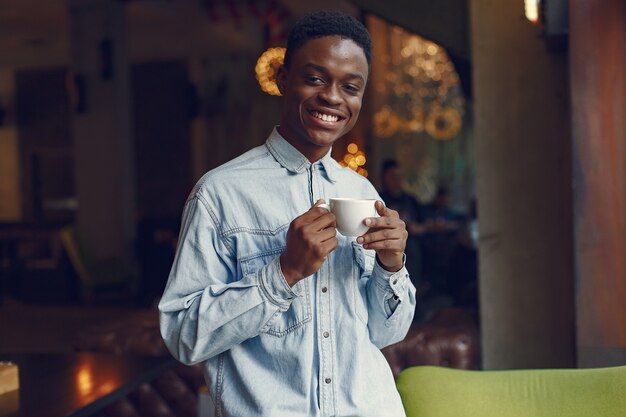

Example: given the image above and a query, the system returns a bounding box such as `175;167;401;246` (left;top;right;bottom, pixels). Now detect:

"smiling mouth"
310;110;343;123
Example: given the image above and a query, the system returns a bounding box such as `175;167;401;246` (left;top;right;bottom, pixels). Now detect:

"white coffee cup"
319;198;378;237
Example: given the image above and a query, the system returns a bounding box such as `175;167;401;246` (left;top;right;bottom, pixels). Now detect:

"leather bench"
75;307;479;417
382;307;479;377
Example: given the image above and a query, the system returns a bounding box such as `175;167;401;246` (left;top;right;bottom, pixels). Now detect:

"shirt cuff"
372;254;409;298
259;256;302;311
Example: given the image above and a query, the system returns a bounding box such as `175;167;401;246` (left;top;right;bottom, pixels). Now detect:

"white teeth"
313;111;339;122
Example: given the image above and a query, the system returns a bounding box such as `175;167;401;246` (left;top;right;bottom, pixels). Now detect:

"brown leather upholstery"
75;307;478;417
74;311;205;417
382;308;480;378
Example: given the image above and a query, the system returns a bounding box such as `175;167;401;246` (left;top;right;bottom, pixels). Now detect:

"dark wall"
16;68;74;223
132;60;193;221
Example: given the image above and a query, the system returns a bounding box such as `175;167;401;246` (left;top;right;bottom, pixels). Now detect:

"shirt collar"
265;127;338;183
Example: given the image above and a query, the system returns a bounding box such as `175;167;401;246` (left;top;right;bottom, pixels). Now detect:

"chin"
306;123;352;143
306;131;343;147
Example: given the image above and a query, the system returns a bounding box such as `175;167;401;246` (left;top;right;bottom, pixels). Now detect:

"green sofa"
397;365;626;417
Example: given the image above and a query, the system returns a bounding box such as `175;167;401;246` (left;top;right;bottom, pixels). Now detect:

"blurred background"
0;0;624;376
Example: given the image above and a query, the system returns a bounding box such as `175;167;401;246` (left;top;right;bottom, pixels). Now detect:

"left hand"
356;201;407;272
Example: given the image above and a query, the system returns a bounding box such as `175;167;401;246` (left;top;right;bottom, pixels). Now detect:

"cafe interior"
0;0;625;416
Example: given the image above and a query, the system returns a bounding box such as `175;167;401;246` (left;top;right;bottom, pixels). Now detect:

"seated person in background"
419;186;464;315
448;197;479;309
159;10;416;417
378;159;426;290
422;186;463;237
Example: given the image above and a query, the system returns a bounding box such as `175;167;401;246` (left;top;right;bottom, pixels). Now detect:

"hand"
357;201;407;272
280;200;338;286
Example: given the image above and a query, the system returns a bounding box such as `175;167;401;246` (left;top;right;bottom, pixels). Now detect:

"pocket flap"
239;247;284;276
351;241;376;272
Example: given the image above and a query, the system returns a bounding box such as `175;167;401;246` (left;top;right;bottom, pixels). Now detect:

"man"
159;10;416;417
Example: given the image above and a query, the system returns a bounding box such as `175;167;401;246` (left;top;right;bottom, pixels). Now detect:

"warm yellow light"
255;47;286;96
525;0;540;24
425;107;462;140
426;44;438;56
76;366;94;396
338;143;367;176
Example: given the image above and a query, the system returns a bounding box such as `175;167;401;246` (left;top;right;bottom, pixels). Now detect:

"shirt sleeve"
158;195;299;365
365;255;417;349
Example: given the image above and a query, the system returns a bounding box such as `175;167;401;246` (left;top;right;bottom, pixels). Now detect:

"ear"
276;64;288;96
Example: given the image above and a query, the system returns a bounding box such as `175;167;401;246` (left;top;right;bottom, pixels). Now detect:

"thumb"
375;200;386;215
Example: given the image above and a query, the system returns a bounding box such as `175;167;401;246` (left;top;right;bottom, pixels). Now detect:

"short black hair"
283;10;372;69
382;159;400;174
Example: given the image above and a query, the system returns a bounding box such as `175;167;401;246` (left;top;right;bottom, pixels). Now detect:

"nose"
318;83;342;105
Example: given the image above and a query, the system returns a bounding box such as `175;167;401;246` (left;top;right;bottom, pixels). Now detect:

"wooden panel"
570;0;626;365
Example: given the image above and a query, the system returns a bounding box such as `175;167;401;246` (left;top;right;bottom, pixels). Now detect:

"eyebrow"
304;63;366;83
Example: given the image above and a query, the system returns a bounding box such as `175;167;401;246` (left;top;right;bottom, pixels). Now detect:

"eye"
343;84;361;94
305;75;325;85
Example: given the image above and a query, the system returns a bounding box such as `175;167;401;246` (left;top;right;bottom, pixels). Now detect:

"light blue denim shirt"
159;128;416;417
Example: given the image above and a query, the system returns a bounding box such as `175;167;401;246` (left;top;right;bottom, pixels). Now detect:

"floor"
0;297;152;354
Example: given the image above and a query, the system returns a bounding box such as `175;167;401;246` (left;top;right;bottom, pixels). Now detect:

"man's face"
383;166;404;197
277;36;369;162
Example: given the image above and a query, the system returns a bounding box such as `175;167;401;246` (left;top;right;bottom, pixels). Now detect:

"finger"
364;215;404;230
375;200;386;215
307;211;336;232
312;199;331;216
319;235;339;255
309;235;338;261
298;201;330;222
374;200;398;217
317;225;338;242
359;228;405;245
362;240;405;252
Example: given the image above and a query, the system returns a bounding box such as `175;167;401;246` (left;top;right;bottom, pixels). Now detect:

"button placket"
319;263;333;414
312;164;335;416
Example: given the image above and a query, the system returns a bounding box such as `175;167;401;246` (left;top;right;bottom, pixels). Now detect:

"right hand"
280;200;338;286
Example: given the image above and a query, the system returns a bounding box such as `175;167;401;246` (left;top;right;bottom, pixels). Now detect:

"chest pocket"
239;247;311;337
351;242;376;324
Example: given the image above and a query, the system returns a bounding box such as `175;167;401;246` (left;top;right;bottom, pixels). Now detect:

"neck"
277;126;330;163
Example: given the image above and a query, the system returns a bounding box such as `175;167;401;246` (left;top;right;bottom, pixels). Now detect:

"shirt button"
323;331;330;338
325;378;332;384
392;279;398;285
321;286;328;293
